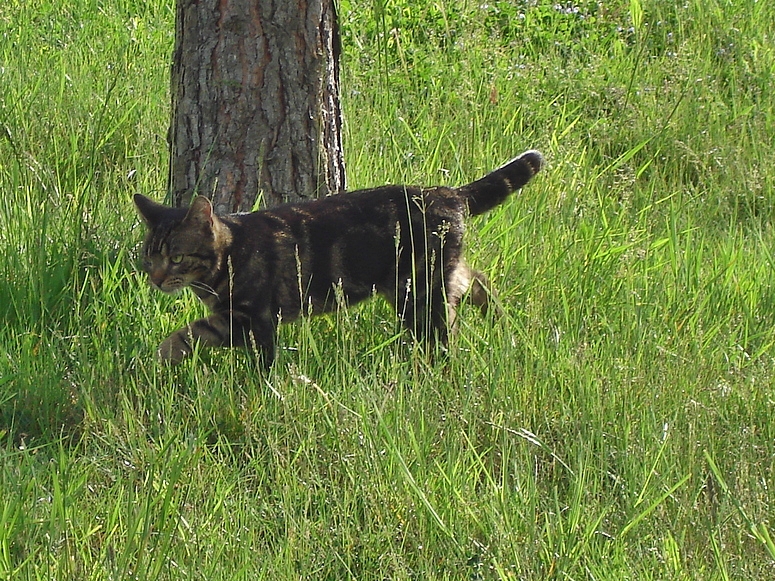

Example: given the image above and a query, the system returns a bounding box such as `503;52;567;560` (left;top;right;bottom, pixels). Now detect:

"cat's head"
134;194;227;293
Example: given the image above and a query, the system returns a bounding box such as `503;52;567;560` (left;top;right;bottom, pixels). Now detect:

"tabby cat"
134;149;543;367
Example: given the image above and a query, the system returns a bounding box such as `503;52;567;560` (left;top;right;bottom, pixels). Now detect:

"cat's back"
223;183;465;260
230;185;419;231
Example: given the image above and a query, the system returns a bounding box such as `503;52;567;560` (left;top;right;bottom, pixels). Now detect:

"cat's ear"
183;196;215;229
134;194;168;227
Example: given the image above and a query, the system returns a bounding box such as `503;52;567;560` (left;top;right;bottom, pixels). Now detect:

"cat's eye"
170;254;184;264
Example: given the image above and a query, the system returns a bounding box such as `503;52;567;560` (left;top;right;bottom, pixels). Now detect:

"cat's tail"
457;150;543;216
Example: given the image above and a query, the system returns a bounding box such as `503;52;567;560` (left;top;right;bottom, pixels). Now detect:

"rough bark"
168;0;345;213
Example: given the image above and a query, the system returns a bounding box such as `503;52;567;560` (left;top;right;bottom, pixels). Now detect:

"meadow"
1;0;774;578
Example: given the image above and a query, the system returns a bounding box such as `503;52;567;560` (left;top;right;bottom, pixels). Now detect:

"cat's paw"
158;332;192;365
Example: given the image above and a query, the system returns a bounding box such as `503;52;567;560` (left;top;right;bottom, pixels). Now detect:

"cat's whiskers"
190;281;219;297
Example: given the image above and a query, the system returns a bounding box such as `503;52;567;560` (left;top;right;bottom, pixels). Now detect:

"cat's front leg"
158;329;194;365
157;312;276;367
244;321;277;370
157;313;249;365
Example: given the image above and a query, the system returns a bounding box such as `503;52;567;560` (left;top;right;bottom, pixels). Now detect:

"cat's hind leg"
443;262;504;336
464;269;504;318
395;275;449;348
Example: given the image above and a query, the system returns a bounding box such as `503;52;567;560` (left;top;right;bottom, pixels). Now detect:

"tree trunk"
168;0;345;213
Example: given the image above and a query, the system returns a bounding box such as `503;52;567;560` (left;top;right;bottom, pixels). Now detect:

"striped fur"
135;149;543;367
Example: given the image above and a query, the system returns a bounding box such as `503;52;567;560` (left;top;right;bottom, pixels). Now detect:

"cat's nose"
150;270;166;288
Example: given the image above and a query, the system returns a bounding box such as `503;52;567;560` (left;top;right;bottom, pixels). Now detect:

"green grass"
2;0;775;578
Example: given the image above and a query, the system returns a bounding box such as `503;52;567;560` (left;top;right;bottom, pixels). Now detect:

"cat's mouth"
153;278;186;294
